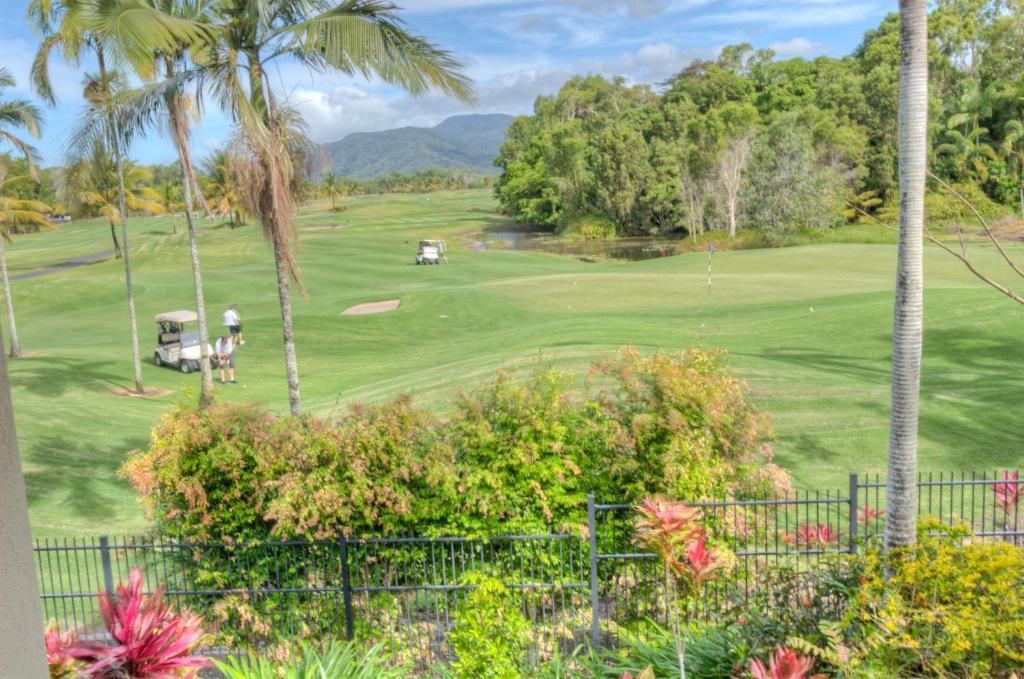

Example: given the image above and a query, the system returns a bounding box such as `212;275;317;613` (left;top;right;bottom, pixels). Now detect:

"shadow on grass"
11;358;129;398
24;434;148;524
745;323;1024;471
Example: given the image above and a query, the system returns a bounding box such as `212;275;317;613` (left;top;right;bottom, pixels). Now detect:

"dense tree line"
496;2;1024;238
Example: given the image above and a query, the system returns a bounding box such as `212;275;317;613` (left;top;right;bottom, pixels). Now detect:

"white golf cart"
153;310;213;374
416;239;447;265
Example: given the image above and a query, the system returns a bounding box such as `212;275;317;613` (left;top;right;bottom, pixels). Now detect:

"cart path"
11;249;115;281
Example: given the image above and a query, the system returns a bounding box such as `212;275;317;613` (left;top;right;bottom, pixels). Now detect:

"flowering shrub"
749;646;824;679
43;567;209;678
125;348;783;542
847;518;1024;677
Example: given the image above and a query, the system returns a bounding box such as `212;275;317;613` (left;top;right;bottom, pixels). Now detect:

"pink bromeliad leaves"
749;646;825;679
782;523;843;548
635;498;731;583
857;504;884;529
992;469;1022;513
45;567;210;679
89;566;211;678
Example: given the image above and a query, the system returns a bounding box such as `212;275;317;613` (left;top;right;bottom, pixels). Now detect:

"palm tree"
0;67;45;359
158;180;182;234
202;149;245;227
74;144;165;233
321;170;344;211
1;177;51;361
886;0;928;551
29;0;208;394
1002;119;1024;218
94;0;218;405
193;0;474;415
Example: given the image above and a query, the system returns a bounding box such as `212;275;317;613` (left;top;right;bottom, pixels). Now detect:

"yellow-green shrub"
847;519;1024;678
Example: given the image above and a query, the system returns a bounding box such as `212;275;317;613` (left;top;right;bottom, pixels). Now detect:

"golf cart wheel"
179;361;193;374
153;352;163;367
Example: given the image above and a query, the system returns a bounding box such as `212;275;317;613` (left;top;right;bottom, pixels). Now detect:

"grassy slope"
5;189;1023;537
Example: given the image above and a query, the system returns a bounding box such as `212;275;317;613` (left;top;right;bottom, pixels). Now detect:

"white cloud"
563;0;671;20
768;37;828;58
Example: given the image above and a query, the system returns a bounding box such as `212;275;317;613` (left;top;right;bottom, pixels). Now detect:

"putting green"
5;189;1023;537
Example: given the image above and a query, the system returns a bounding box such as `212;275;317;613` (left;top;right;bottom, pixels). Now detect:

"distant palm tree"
191;0;474;415
202;149;245;227
74;143;165;238
158;180;182;234
887;0;929;550
321;170;344;211
0;67;45;359
1002;119;1024;218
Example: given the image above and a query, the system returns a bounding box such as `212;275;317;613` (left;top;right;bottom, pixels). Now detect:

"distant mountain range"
322;114;514;179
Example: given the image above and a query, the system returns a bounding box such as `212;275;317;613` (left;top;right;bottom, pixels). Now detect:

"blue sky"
0;0;893;167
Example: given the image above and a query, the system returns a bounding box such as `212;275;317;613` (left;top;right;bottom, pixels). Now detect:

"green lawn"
6;189;1023;537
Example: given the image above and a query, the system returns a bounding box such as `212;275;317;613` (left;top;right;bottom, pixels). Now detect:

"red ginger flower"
635;498;731;582
686;534;728;583
993;469;1022;512
750;646;825;679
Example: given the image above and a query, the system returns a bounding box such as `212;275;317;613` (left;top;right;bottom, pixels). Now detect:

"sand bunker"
303;224;347;232
109;386;173;398
342;299;401;315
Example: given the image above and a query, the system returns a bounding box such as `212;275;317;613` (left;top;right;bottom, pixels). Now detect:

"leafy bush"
449;575;529;679
125;347;784;542
561;213;618;240
215;642;407;678
846;519;1024;678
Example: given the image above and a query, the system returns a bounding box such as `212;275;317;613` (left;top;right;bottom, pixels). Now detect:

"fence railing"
36;470;1021;668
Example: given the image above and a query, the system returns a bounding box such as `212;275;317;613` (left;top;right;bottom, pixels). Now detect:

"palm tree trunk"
273;241;301;415
98;49;144;394
886;0;929;550
109;220;122;257
0;238;21;358
165;61;214;407
0;333;49;678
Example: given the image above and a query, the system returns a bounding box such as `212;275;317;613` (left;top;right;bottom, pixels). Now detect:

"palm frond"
278;0;474;103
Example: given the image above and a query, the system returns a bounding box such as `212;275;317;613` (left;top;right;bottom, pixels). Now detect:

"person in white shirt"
222;304;245;345
215;335;237;384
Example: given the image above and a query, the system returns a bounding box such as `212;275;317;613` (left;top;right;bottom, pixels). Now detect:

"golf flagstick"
707;242;715;296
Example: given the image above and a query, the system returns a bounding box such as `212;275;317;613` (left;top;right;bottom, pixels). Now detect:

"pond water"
479;229;684;261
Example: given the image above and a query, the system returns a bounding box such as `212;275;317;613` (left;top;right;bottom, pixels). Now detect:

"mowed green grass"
5;189;1023;537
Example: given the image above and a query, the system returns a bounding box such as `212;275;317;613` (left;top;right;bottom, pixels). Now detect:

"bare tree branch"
846;201;1024;306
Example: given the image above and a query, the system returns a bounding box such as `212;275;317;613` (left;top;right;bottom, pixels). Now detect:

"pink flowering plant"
43;567;210;678
782;523;843;549
635;498;734;679
749;645;825;679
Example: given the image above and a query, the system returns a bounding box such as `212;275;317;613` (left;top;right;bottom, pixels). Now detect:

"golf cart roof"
155;310;198;324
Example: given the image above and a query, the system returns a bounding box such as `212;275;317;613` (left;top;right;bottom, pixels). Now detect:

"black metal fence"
36;470;1021;668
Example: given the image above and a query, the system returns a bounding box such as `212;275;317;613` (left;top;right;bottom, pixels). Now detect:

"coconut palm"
0;67;45;359
321;170;344;211
190;0;474;415
88;0;219;404
886;0;929;550
29;0;210;394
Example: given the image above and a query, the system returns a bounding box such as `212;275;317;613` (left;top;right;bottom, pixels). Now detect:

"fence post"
848;473;859;554
340;535;354;641
587;494;600;648
98;535;115;597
